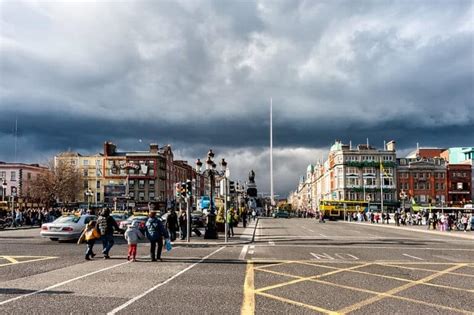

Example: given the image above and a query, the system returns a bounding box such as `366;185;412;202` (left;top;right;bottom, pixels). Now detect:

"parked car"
471;216;474;231
40;215;97;241
118;215;148;233
273;210;290;218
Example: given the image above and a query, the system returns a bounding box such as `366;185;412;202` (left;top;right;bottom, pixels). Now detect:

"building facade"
316;140;398;207
446;164;472;205
396;157;447;206
0;162;48;202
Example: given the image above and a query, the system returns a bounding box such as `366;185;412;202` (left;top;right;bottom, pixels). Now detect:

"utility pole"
270;98;274;209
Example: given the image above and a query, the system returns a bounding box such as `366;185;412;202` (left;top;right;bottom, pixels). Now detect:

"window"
347;167;358;175
96;180;100;189
347;178;359;186
346;156;358;162
383;177;393;187
83;160;89;166
0;171;5;180
83;169;88;177
129;192;135;198
129;180;135;188
414;183;419;190
139;180;145;189
139;192;145;201
96;192;100;202
10;171;16;181
420;195;426;202
457;182;464;190
384;193;392;201
149;192;155;200
84;180;88;189
27;172;31;180
149;180;155;186
365;178;376;186
363;167;376;174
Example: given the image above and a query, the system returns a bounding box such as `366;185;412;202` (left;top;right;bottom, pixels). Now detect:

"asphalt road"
0;219;473;314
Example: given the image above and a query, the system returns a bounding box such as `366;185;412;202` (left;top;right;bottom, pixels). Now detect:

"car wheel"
50;238;59;241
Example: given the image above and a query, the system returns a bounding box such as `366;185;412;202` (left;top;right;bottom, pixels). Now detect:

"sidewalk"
172;218;259;247
342;220;474;240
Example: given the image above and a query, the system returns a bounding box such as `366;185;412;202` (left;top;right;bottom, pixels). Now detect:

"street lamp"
1;179;7;202
85;188;93;212
399;190;407;214
196;149;229;239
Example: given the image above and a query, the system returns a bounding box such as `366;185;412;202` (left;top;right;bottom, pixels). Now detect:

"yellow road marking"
256;291;340;315
3;256;18;263
309;278;472;315
255;263;372;293
253;261;294;271
382;263;474;278
0;256;57;267
241;261;255;315
336;263;467;314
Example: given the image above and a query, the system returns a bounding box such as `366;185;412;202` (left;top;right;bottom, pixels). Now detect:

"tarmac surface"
0;218;473;314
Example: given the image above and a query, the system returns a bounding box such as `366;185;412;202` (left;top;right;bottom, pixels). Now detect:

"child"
124;220;144;262
78;220;101;260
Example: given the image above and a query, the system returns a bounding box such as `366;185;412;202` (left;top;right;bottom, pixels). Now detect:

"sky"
0;0;473;197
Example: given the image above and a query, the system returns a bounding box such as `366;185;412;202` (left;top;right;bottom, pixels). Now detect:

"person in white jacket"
124;220;144;262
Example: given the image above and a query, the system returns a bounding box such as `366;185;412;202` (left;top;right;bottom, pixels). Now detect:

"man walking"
146;211;169;261
166;209;179;242
97;209;121;259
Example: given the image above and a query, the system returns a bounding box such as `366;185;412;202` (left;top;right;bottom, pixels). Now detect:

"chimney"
386;140;396;152
103;141;116;156
150;143;159;153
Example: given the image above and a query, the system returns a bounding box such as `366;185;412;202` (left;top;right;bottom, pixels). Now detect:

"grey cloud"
0;0;473;196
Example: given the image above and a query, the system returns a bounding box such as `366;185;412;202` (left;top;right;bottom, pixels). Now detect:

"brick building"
396;157;447;206
446;164;472;205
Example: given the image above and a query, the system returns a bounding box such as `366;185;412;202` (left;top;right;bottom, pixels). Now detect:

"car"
111;213;129;232
470;216;474;231
191;211;206;228
118;215;148;233
40;215;97;241
273;210;290;218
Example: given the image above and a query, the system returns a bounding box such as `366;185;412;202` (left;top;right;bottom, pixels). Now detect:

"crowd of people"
0;208;64;227
349;209;473;232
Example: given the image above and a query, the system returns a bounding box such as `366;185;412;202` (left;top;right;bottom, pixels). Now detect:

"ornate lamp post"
85;188;93;212
195;149;228;239
399;190;407;213
1;179;6;202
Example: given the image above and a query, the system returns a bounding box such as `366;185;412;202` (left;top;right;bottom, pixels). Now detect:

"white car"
40;215;97;241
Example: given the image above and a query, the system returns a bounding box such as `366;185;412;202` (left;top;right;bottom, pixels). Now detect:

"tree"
30;159;83;207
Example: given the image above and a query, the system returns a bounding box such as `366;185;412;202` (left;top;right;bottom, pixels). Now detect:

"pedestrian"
97;209;121;259
461;214;468;232
124;220;144;262
241;208;247;228
252;209;257;221
78;220;101;260
227;209;235;238
145;211;169;262
179;210;187;240
166;209;179;242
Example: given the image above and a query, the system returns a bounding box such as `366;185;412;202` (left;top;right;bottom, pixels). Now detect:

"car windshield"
129;216;147;221
54;216;80;224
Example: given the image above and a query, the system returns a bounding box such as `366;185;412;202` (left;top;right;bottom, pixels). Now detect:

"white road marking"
433;255;462;262
0;261;131;306
239;245;249;260
334;253;359;260
108;246;226;315
310;252;334;260
268;241;275;246
402;253;424;261
319;234;328;238
248;250;255;255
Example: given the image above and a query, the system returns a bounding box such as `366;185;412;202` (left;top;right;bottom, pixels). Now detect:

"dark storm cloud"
0;0;473;196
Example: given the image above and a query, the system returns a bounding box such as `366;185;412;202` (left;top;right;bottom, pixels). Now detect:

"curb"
341;221;474;240
172;220;260;247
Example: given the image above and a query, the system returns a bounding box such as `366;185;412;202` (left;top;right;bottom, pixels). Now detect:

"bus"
319;200;369;219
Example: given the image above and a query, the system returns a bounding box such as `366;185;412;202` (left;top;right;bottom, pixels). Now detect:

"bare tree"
30;159;83;207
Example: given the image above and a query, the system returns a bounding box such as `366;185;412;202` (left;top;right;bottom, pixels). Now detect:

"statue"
249;170;255;183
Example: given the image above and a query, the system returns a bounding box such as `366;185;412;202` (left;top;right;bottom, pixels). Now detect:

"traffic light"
186;180;192;197
229;181;235;194
175;183;181;198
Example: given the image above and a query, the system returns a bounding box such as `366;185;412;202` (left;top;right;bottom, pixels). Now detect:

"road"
0;219;473;314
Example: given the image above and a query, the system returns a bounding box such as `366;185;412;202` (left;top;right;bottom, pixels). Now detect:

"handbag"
165;239;172;252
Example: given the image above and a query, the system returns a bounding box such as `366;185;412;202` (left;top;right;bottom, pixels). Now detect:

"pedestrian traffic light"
186;180;192;197
180;182;186;196
229;181;235;194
